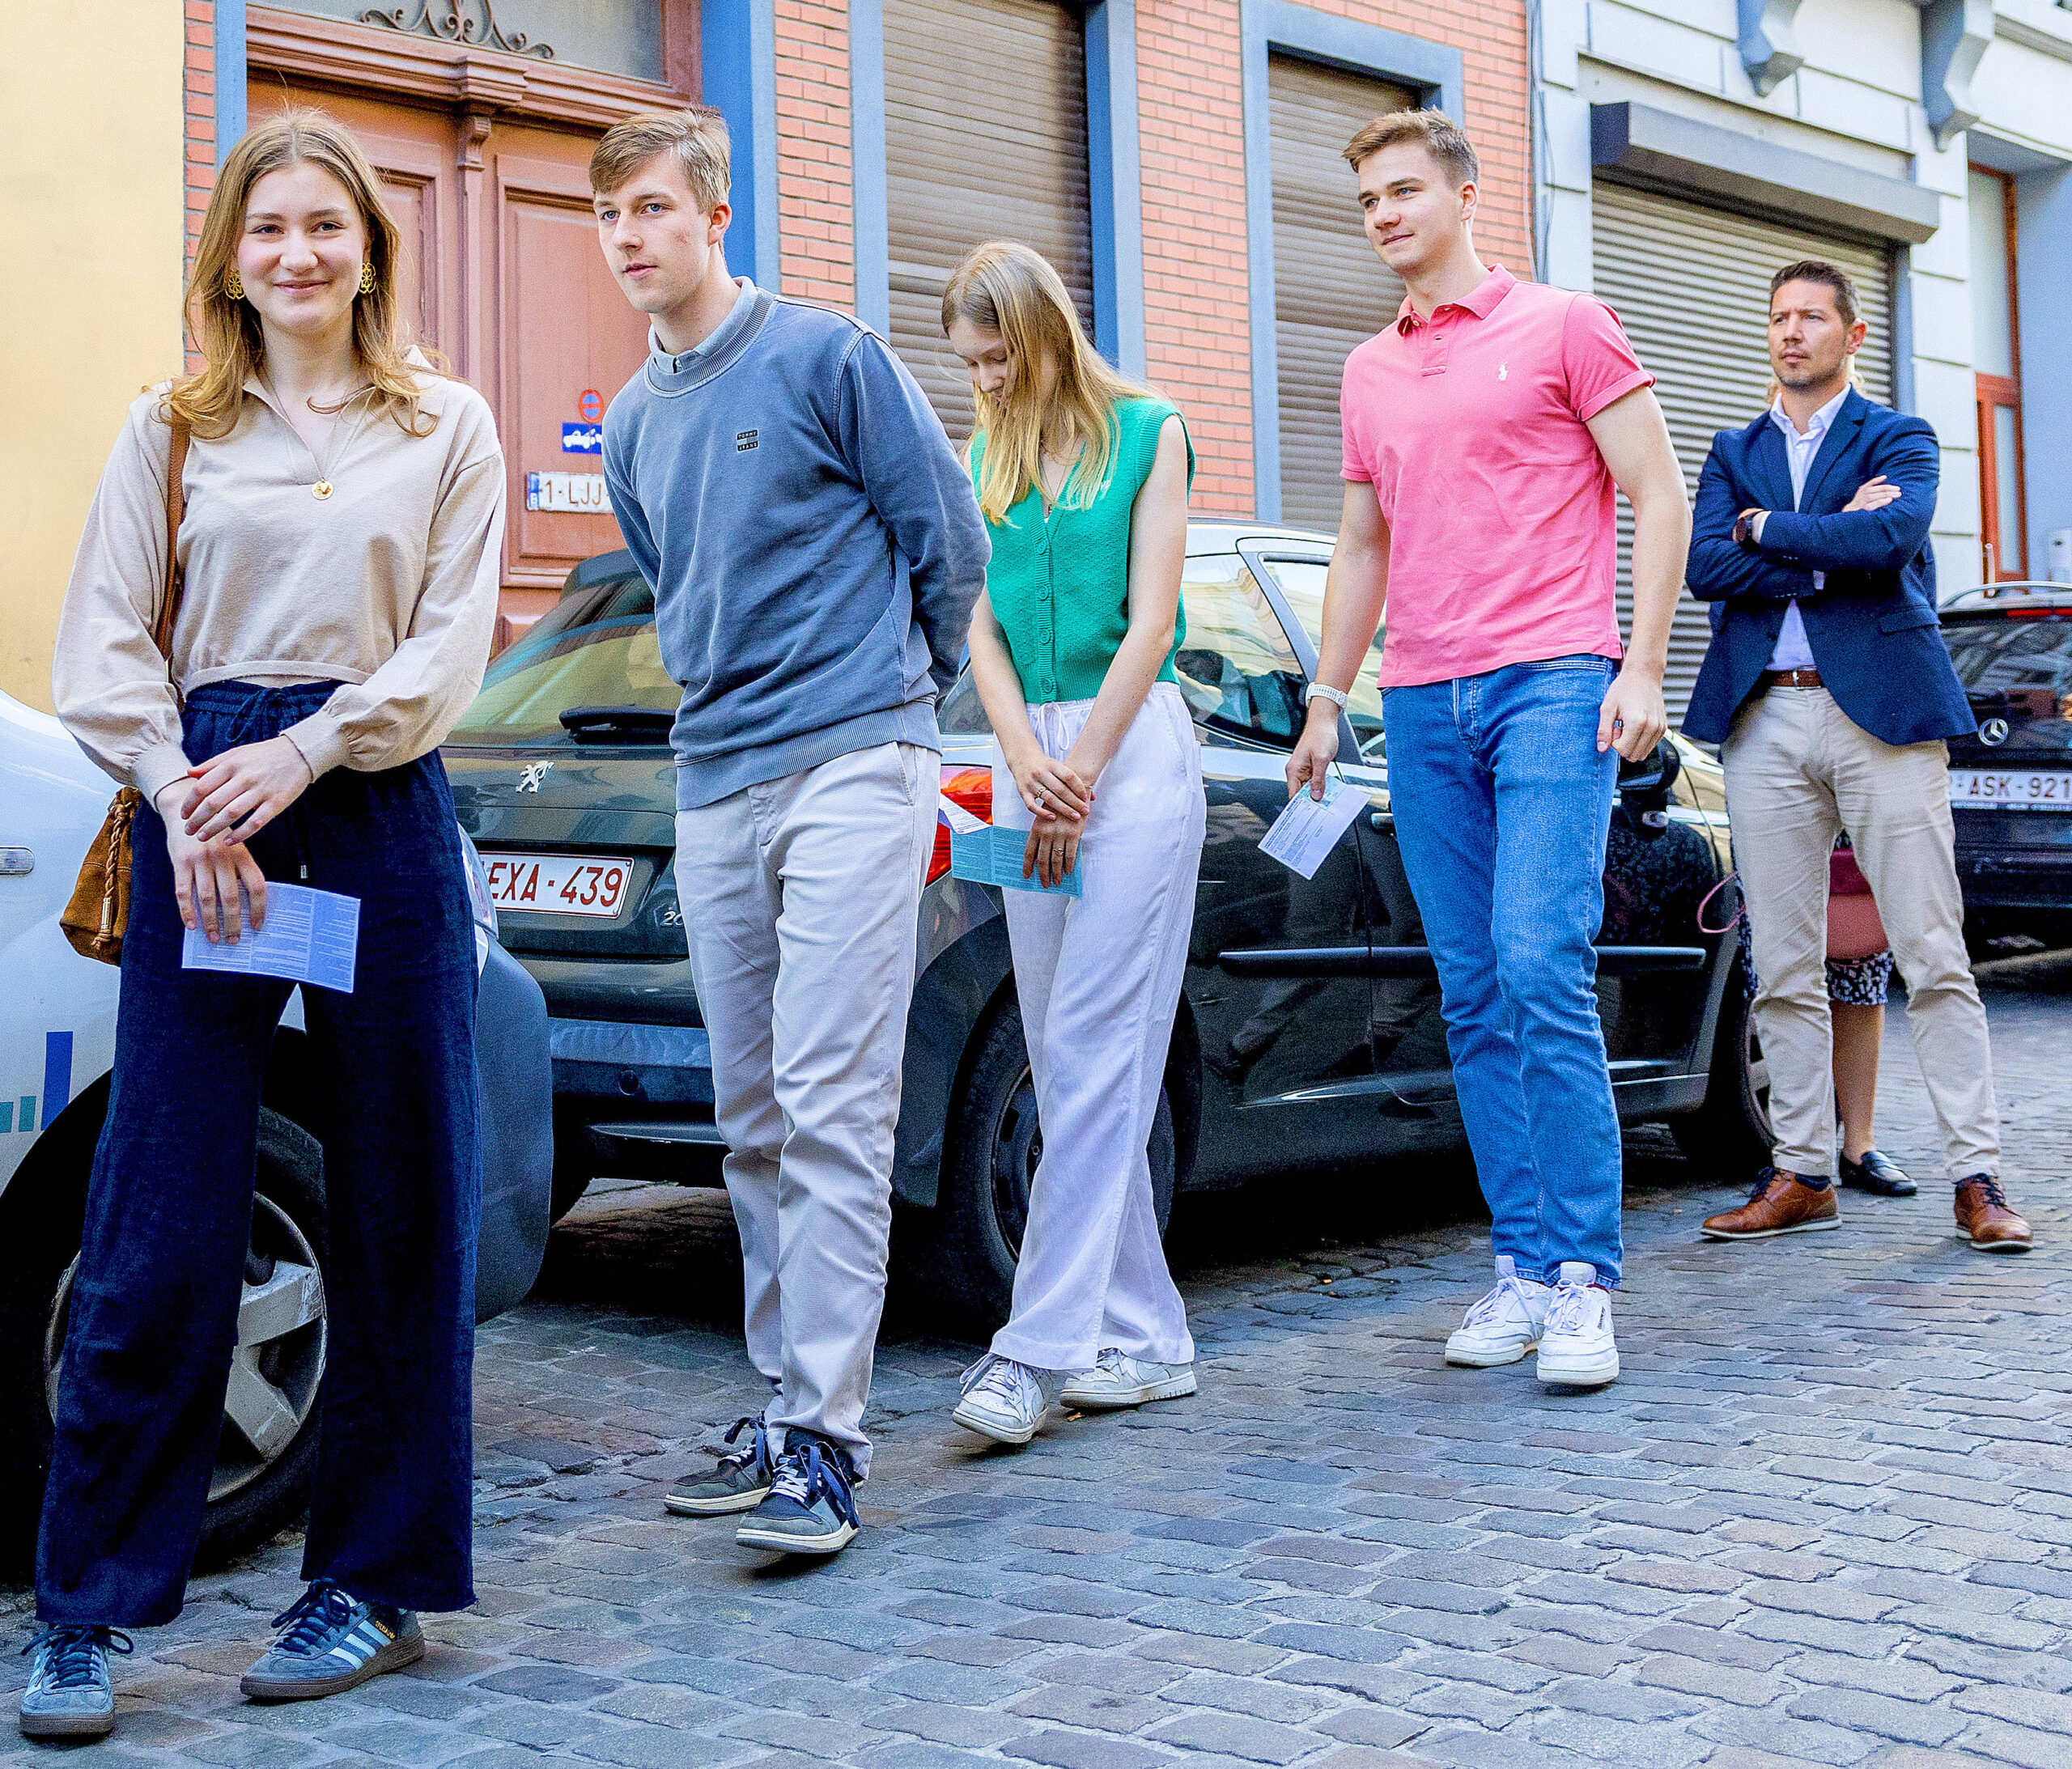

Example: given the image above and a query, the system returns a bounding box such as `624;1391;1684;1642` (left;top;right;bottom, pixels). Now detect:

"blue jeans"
1382;656;1624;1287
37;682;481;1626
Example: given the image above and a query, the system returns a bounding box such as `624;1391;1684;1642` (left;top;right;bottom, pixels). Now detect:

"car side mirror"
1616;737;1682;799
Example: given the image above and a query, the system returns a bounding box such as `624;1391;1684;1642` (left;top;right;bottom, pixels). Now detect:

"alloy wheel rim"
987;1062;1041;1260
45;1194;328;1502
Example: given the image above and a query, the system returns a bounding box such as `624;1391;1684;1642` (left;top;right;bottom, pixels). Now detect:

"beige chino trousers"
1720;685;1999;1181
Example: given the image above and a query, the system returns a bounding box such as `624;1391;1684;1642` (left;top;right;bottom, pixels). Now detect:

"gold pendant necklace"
312;480;333;500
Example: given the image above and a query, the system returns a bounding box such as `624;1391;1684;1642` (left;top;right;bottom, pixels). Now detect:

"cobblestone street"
6;961;2072;1769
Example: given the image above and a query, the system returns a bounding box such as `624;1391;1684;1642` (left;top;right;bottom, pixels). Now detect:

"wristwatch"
1304;682;1350;711
1732;511;1766;550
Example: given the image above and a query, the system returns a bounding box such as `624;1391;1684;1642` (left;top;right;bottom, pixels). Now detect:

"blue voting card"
949;825;1084;898
180;882;361;992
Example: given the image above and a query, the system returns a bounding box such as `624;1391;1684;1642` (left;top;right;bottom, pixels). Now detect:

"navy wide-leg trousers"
36;681;481;1627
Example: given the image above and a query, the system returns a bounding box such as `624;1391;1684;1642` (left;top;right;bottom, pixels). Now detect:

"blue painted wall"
216;0;247;163
703;0;780;286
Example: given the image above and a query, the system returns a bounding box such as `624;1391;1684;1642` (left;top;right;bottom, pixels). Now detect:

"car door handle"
0;847;31;877
1369;812;1393;831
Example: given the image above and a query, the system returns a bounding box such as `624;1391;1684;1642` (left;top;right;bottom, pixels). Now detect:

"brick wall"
1136;0;1531;518
1137;0;1255;516
774;0;856;310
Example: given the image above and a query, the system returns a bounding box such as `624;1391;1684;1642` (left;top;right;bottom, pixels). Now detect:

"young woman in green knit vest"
940;240;1204;1446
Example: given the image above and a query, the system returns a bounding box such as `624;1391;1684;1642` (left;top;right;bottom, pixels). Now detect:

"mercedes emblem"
1981;718;2010;747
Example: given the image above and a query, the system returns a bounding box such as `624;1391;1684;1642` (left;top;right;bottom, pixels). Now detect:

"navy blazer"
1682;388;1975;748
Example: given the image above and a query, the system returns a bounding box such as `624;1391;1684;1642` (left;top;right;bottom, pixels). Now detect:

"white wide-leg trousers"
673;741;936;1478
988;685;1205;1373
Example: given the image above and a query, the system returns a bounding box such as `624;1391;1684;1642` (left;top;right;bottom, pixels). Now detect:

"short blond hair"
590;107;731;211
1342;108;1479;189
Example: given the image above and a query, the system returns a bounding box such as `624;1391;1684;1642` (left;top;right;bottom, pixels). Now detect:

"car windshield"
1250;554;1387;758
1944;613;2072;710
448;573;675;745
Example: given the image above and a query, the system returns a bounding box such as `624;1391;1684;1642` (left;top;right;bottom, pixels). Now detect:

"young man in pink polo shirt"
1287;111;1690;1389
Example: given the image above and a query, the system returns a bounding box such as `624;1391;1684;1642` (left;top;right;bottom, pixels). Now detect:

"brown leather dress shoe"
1701;1169;1841;1240
1955;1176;2032;1252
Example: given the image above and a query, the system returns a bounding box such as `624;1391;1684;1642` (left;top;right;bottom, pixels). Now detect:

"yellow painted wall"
0;3;186;710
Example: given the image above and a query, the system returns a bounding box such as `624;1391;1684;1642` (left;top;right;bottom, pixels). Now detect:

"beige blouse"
53;363;505;806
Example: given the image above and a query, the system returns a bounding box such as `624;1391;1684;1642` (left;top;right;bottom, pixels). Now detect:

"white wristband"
1304;681;1350;711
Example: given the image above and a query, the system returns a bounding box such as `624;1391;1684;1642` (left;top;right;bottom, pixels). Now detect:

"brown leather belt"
1762;668;1824;689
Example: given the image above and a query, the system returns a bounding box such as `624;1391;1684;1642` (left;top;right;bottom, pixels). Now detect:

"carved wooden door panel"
487;123;652;598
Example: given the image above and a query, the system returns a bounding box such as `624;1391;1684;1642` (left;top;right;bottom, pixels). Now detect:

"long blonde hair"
942;241;1149;523
168;110;439;439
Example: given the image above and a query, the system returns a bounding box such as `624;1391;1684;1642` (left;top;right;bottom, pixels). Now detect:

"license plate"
1950;769;2072;810
486;853;635;916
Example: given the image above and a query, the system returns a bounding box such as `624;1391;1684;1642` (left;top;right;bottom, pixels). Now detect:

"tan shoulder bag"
62;420;192;965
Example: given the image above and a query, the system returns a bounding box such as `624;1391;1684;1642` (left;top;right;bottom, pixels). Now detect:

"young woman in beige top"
23;112;503;1741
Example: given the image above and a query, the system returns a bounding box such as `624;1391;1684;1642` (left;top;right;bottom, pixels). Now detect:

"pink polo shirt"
1340;264;1654;688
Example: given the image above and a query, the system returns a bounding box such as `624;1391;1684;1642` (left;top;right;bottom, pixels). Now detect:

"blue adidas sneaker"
735;1432;860;1556
19;1623;130;1739
240;1580;424;1702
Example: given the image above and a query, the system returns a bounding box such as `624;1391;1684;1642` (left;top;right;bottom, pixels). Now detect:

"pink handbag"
1827;847;1888;962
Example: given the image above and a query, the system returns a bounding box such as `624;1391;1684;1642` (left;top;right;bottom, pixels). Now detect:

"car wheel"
0;1107;329;1576
928;995;1175;1330
1671;960;1776;1175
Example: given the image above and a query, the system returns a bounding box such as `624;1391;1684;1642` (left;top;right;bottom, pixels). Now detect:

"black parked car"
442;524;1765;1322
1941;582;2072;943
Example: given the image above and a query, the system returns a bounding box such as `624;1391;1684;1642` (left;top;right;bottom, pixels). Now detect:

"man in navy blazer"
1684;259;2029;1253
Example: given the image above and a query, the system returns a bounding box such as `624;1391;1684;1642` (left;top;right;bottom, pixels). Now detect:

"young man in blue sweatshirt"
592;108;987;1556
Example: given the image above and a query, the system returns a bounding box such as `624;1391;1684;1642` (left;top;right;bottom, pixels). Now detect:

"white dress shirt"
1751;386;1848;672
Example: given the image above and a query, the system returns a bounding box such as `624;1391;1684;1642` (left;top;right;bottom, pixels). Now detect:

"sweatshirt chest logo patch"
736;429;759;453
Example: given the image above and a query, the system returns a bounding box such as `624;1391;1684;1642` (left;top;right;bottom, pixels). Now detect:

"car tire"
928;995;1175;1331
1671;957;1776;1175
0;1108;329;1578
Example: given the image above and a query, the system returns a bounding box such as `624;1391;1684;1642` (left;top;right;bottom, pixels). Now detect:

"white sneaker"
1059;1349;1198;1411
1445;1255;1550;1368
951;1354;1059;1445
1535;1262;1620;1388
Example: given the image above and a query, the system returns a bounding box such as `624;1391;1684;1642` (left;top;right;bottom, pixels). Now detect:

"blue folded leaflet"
949;824;1083;897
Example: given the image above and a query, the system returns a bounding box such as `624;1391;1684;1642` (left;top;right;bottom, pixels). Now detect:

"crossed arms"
1687;418;1938;604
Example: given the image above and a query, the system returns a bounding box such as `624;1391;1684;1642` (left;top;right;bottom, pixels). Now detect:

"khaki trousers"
1720;686;1999;1181
673;741;936;1478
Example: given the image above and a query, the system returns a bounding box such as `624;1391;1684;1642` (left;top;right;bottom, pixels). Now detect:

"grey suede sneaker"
735;1432;860;1556
240;1580;424;1702
19;1624;130;1739
665;1414;776;1516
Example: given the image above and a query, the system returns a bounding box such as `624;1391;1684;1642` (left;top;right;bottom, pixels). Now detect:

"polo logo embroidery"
736;429;759;453
1497;363;1509;381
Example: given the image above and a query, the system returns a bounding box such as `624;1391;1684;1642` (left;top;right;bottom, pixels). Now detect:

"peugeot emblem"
1981;718;2010;747
517;761;554;792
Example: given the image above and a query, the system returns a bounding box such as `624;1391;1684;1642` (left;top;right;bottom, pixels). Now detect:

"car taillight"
928;765;995;884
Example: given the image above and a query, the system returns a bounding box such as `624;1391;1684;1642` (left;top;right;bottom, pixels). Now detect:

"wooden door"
489;118;652;598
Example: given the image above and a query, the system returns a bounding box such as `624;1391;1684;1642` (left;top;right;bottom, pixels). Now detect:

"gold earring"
223;268;244;299
359;263;376;295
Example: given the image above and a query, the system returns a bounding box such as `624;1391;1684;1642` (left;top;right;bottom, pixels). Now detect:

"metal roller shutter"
884;0;1093;443
1591;180;1895;721
1268;55;1415;531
